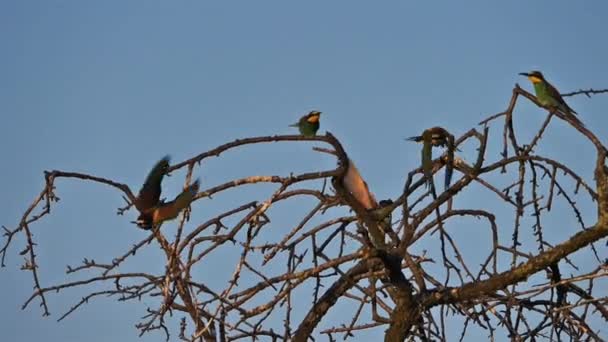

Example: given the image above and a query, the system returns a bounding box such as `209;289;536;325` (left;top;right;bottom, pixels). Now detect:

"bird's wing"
136;155;170;211
153;180;200;225
546;82;578;115
422;137;433;189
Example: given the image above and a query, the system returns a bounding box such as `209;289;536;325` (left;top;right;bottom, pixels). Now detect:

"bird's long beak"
519;72;530;77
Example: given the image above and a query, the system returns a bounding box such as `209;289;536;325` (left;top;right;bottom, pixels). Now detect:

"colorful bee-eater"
519;71;583;126
407;127;455;190
133;155;170;213
377;199;393;234
289;110;321;137
136;180;200;230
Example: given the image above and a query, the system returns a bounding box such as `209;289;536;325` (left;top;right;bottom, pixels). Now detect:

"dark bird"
407;127;455;190
133;156;170;213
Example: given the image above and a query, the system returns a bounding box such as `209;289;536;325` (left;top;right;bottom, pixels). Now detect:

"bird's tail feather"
422;141;433;188
444;138;455;190
559;107;585;128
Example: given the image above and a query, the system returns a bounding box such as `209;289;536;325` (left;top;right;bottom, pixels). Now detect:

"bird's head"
421;128;435;141
306;111;322;123
371;199;394;221
519;70;545;84
133;213;153;230
379;199;393;207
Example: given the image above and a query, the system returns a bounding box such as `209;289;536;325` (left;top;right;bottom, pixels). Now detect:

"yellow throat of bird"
307;114;320;123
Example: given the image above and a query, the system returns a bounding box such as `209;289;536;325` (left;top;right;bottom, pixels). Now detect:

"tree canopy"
2;85;608;341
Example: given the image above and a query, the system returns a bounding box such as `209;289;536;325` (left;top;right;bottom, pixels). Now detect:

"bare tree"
2;84;608;341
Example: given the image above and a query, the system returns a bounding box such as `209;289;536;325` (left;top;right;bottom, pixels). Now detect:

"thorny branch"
3;86;608;341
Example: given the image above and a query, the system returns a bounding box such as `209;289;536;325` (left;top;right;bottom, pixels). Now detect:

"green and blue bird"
136;180;200;230
519;71;583;126
133;155;170;213
289;110;321;137
407;127;455;190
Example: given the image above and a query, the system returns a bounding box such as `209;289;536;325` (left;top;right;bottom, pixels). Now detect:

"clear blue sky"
1;1;607;341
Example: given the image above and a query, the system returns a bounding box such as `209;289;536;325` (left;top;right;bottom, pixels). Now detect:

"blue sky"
1;1;607;341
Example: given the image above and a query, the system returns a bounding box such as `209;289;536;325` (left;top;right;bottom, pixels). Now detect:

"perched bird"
136;180;200;230
289;110;321;137
366;199;394;250
407;127;455;190
377;199;393;234
519;71;583;126
133;156;171;213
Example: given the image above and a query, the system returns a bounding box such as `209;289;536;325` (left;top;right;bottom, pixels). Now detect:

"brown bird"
136;180;200;230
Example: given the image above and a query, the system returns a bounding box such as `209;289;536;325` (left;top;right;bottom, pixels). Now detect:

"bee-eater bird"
407;127;455;190
133;155;170;213
136;180;200;230
519;71;583;126
377;199;393;234
289;110;321;137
